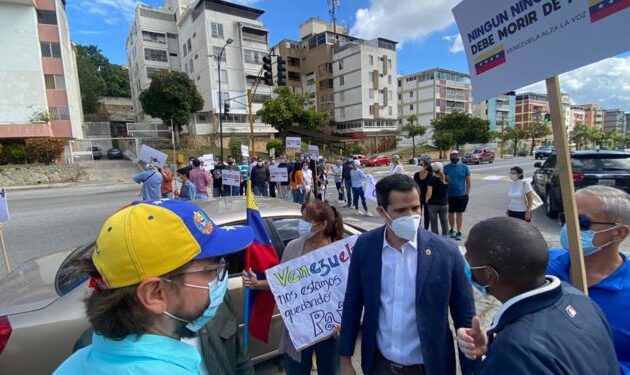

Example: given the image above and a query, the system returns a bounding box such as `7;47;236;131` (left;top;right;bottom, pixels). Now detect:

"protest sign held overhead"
452;0;630;101
286;137;301;149
269;166;288;183
266;235;358;350
199;154;215;172
365;175;377;202
138;145;168;168
123;150;139;165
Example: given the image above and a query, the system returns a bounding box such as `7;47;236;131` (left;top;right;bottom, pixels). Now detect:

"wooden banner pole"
545;76;587;294
1;228;12;274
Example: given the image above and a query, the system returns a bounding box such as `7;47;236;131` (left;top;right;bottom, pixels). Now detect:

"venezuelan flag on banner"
244;180;279;344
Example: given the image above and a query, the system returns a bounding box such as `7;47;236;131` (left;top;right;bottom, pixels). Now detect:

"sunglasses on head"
559;213;616;231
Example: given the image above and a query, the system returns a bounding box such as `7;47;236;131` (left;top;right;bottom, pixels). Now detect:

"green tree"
266;139;283;157
139;71;203;143
229;137;243;160
402;115;426;158
571;124;592;150
257;86;328;143
76;53;104;114
528;122;552;154
431;112;490;150
433;130;455;159
505;127;529;156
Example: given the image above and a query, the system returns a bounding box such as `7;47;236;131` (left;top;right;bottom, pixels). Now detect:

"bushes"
25;138;67;164
228;137;243;160
266;139;282;157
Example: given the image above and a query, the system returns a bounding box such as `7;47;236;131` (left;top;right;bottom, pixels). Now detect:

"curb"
7;181;137;191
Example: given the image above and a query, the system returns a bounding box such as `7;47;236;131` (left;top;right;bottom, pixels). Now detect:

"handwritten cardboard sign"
286;137;302;149
266;235;358;350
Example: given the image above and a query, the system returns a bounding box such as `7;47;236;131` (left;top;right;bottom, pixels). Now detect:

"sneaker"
448;229;456;238
455;231;463;241
365;211;373;217
357;210;365;216
338;200;345;203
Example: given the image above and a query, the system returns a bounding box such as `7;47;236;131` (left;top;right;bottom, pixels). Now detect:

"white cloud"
350;0;460;47
75;30;104;35
75;0;143;25
442;33;463;53
517;56;630;110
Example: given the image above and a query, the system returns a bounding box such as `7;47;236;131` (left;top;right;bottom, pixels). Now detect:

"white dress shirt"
377;228;424;365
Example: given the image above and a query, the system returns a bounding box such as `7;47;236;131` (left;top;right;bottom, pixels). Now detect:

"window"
398;94;402;100
244;49;263;64
199;115;207;121
340;92;345;102
44;74;65;89
339;76;345;86
187;38;192;51
340;108;346;118
146;67;168;78
211;22;224;39
369;89;374;99
369;106;374;115
49;107;70;120
37;10;57;25
213;46;227;62
188;60;194;74
388;59;392;69
388;75;392;84
41;42;61;58
219;92;229;107
319;79;333;89
183;43;187;56
368;72;373;83
288;57;300;67
142;30;166;44
339;59;344;70
369;55;374;65
169;52;178;57
389;91;393;100
388;106;392;116
410;104;414;111
217;69;228;84
288;71;301;81
410;91;414;98
144;48;167;62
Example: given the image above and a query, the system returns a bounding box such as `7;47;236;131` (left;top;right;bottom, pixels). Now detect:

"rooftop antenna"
328;0;339;42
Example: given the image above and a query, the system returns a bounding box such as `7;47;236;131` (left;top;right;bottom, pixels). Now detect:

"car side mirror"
534;162;542;168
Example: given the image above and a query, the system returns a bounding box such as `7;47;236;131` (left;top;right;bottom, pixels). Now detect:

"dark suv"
532;150;630;218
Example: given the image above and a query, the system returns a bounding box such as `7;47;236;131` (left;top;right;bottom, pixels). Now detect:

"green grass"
397;145;440;160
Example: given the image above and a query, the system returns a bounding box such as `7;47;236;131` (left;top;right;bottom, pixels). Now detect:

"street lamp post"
217;38;234;160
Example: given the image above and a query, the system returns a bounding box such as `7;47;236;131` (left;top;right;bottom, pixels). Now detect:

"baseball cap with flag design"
93;199;254;288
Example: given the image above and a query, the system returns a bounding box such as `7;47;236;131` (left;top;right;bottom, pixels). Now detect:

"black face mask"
451;158;460;164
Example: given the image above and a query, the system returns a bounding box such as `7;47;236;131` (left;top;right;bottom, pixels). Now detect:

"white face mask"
509;173;519;181
298;219;314;238
384;212;421;241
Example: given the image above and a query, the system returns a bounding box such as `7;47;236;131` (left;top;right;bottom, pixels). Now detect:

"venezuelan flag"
244;180;280;344
589;0;630;22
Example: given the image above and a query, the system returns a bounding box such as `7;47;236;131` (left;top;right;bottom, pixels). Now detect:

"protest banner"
222;170;241;187
241;145;250;157
269;166;288;183
123;150;139;165
266;235;358;350
365;175;377;202
286;137;301;149
453;0;630;102
199;154;215;172
138;145;168;168
309;145;319;160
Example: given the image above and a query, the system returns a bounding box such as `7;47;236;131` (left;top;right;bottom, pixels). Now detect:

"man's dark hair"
177;167;190;179
467;217;549;288
375;174;420;208
192;159;201;168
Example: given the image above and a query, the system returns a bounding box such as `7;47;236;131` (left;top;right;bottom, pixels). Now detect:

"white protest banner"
309;145;319;160
200;154;215;172
365;174;377;202
0;189;10;223
138;145;168;168
241;145;249;157
286;137;301;149
270;166;288;183
269;147;276;159
123;150;139;165
452;0;630;102
266;235;358;350
222;170;241;187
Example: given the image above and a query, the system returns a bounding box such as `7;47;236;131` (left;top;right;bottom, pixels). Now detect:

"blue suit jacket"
339;226;478;375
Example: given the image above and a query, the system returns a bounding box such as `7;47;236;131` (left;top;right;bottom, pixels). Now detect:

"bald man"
457;217;619;374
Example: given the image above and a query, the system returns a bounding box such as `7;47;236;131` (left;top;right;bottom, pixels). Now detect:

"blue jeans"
197;192;209;200
213;187;223;198
254;185;268;197
352;187;367;210
344;180;353;206
292;189;304;204
283;338;339;375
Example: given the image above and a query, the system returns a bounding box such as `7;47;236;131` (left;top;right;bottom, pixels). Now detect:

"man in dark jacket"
458;217;619;374
341;158;354;207
250;161;270;197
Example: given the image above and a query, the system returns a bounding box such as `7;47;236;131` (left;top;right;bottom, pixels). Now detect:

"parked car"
462;149;495;164
362;155;391;167
90;146;102;160
0;198;369;374
534;146;555;160
408;154;432;164
106;148;123;160
532;150;630;218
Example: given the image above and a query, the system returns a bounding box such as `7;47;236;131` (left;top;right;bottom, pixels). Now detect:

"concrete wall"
0;164;80;186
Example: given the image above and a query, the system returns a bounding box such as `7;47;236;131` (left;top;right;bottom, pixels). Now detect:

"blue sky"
66;0;630;109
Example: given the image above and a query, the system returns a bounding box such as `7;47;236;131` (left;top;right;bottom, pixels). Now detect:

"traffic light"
276;56;287;86
224;101;230;115
262;55;273;86
544;113;551;122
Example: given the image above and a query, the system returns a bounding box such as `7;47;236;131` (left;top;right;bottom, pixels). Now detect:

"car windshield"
472;149;482;154
55;243;93;296
572;155;630;172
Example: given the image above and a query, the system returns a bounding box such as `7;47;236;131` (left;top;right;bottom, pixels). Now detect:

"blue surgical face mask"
186;275;229;332
464;261;490;295
298;219;314;238
560;224;616;256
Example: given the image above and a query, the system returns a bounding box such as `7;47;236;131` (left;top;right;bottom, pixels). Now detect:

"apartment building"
603;109;627;134
576;104;604;128
473;93;516;132
515;92;573;130
397;68;472;145
570;105;586;129
126;0;276;146
0;0;83;139
332;38;399;149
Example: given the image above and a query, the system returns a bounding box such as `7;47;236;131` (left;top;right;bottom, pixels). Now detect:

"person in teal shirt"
54;200;254;375
133;164;163;200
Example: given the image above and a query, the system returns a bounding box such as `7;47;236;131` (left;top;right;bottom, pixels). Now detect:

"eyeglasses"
559;213;616;231
168;258;229;281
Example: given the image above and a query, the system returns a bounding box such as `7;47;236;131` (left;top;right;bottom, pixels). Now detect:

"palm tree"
403;115;426;158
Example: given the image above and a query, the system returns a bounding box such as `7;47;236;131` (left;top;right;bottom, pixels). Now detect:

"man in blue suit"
339;174;477;375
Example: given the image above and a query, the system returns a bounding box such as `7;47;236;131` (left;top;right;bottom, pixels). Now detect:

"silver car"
0;197;367;374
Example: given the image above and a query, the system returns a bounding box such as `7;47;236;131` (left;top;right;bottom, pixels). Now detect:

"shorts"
448;194;469;213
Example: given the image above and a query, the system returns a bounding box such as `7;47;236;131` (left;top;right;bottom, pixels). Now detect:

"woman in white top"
302;161;313;201
389;154;404;175
507;166;534;222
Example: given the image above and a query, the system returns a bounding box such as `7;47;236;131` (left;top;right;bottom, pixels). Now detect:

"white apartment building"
126;0;276;145
0;0;83;139
333;38;399;149
397;68;472;146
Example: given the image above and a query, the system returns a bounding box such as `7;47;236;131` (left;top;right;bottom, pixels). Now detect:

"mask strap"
164;311;190;323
